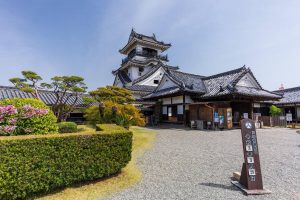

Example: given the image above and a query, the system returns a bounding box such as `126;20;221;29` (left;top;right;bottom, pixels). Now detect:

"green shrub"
84;101;145;127
269;105;282;116
83;105;100;125
96;124;127;132
0;131;132;200
58;122;77;133
0;98;58;135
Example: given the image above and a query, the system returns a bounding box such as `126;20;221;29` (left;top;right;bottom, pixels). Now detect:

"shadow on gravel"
199;182;238;191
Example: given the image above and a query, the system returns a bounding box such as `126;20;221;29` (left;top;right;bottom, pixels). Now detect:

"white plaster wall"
128;66;139;80
136;45;143;52
157;76;177;91
114;77;124;87
161;96;193;105
185;95;194;104
142;65;154;75
133;55;146;62
172;96;183;104
253;103;261;108
162;97;171;105
138;67;165;86
236;73;260;88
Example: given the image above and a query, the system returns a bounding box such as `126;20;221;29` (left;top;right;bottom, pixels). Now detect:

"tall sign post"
231;119;271;195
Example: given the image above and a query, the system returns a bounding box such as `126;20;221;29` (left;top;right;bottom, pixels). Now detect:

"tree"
89;86;134;104
84;102;145;127
42;76;87;121
10;71;42;100
10;71;87;122
269;105;282;116
88;86;145;127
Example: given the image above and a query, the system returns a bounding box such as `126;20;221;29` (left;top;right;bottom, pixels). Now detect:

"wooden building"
113;30;282;128
273;86;300;122
143;67;281;128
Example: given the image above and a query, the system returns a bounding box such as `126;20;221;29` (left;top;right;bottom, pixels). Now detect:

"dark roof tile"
126;85;156;92
0;86;91;107
273;87;300;104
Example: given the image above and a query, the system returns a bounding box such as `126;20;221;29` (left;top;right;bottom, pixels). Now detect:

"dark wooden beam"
183;93;186;126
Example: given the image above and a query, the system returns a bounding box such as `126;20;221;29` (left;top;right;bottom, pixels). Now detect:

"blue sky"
0;0;299;91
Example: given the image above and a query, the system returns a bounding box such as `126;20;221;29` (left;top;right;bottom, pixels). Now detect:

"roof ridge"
231;68;250;87
273;86;300;93
170;69;205;78
0;85;90;95
202;66;246;80
129;29;170;46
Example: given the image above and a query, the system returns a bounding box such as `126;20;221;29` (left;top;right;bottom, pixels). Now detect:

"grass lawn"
37;125;156;200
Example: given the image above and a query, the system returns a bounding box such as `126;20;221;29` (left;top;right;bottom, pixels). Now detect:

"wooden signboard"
231;119;271;195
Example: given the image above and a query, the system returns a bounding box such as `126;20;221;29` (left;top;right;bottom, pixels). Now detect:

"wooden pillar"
212;106;215;129
250;101;254;120
295;104;298;125
183;93;186;126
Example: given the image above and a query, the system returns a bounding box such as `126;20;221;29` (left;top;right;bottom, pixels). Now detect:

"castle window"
153;80;159;84
139;67;144;72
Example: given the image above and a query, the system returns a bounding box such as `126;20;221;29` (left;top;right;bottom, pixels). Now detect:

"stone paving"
109;127;300;200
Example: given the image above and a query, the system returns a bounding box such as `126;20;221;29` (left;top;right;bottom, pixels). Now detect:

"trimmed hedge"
0;131;132;199
96;124;127;132
58;122;77;133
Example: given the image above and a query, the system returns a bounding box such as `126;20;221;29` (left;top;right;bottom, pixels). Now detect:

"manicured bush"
84;101;145;127
0;98;58;135
84;105;100;125
0;130;132;199
58;122;77;133
96;124;127;132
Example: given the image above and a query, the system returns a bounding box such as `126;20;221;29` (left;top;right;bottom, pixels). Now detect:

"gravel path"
109;127;300;200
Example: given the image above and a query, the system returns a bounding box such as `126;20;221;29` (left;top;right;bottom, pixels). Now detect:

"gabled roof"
119;29;171;54
202;66;248;97
128;29;163;44
0;86;91;107
201;66;280;99
131;62;179;85
143;66;282;100
167;70;206;93
273;86;300;105
143;68;206;99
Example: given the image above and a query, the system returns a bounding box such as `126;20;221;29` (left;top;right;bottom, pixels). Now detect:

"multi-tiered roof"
119;29;171;55
113;31;282;102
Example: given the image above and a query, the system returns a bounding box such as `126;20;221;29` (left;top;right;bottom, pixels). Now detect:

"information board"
286;113;292;122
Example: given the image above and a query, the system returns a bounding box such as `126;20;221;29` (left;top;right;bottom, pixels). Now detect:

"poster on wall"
286;113;292;122
219;116;225;126
243;113;249;119
214;112;219;123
